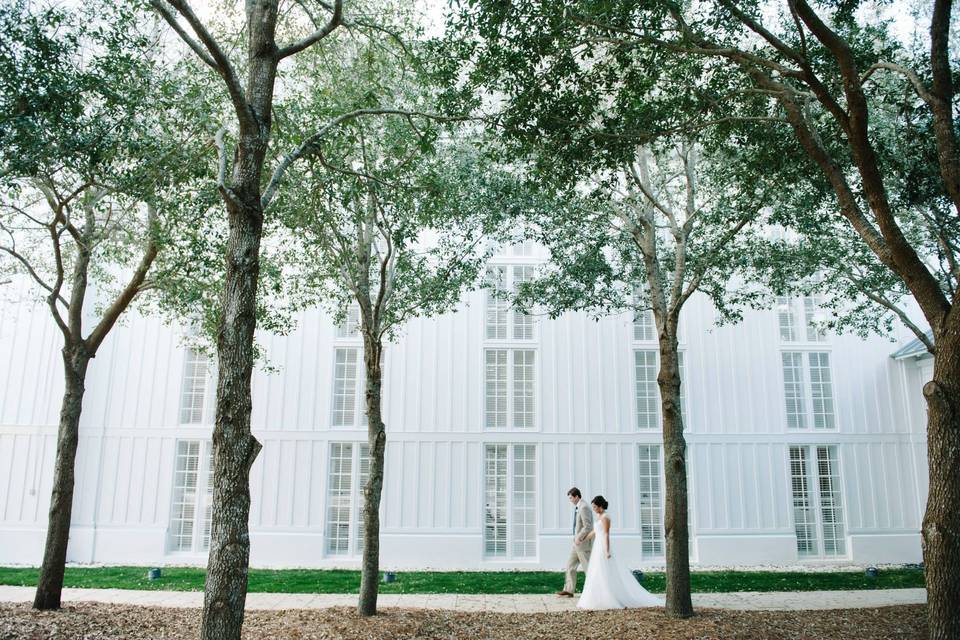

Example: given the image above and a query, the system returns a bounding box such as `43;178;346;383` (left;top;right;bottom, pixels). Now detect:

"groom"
557;486;593;597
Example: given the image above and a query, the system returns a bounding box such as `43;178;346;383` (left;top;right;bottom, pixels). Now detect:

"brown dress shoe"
555;591;574;597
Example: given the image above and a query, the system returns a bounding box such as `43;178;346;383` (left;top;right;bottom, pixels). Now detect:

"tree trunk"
358;335;386;617
922;309;960;640
199;191;265;640
33;345;90;610
198;3;279;636
658;332;694;618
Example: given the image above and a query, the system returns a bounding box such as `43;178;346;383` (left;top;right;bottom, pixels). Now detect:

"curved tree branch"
148;0;255;131
85;205;159;352
276;0;342;59
262;108;466;209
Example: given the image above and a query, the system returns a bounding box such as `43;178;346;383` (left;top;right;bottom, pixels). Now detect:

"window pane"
484;445;508;556
808;352;835;429
511;444;536;558
638;445;664;557
512;350;535;429
512;266;535;340
485;350;508;428
355;444;371;552
179;349;208;424
816;446;845;556
677;351;687;426
782;352;806;429
635;350;658;430
332;348;358;427
485;267;508;340
335;305;361;338
789;446;817;556
777;297;797;342
326;443;353;555
200;445;214;551
804;296;827;342
634;309;655;342
170;441;201;551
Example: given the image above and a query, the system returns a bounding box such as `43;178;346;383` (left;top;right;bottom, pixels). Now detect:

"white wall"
0;275;928;569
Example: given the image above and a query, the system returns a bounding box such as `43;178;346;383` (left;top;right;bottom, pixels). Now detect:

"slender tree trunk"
199;190;265;640
358;335;386;617
658;328;693;618
198;3;280;636
33;345;90;610
923;310;960;640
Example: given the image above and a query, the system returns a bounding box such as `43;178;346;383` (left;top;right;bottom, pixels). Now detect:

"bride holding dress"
576;495;663;610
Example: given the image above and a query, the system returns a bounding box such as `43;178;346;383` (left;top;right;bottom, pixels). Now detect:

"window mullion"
808;446;823;557
506;445;514;560
356;353;365;428
194;442;203;553
351;445;359;557
507;350;514;430
507;268;514;339
656;351;662;429
195;441;208;554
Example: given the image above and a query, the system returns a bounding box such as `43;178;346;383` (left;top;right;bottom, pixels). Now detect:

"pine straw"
0;602;925;639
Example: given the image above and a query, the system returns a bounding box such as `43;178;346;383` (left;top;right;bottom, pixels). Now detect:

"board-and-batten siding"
0;272;930;568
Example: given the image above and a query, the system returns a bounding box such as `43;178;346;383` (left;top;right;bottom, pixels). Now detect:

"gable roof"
891;329;934;360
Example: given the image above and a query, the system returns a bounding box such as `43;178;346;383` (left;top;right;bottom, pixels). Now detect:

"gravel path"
0;602;926;639
0;585;928;611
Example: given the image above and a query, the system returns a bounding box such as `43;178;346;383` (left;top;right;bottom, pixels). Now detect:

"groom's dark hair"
567;487;581;498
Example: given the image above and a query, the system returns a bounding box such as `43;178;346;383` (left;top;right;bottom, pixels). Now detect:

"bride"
576;495;663;610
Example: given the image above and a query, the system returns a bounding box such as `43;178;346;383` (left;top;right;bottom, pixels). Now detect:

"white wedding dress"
577;515;662;610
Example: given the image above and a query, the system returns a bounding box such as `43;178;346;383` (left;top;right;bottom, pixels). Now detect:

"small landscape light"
631;570;644;584
383;571;397;583
147;568;162;580
865;567;879;578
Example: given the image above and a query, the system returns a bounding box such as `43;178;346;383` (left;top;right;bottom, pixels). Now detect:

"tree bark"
33;345;90;610
199;191;264;640
358;334;386;617
195;2;284;637
658;326;693;618
922;309;960;640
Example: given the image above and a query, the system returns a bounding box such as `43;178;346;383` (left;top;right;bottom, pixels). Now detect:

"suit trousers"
564;543;591;593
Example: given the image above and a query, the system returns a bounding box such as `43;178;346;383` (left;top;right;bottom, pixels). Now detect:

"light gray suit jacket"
573;500;594;551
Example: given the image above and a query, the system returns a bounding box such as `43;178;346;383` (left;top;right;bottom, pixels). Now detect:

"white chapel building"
0;245;933;570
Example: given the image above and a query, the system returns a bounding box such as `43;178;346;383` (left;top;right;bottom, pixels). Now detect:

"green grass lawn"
0;566;925;594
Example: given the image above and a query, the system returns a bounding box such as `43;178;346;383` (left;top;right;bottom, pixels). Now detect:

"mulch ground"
0;602;925;639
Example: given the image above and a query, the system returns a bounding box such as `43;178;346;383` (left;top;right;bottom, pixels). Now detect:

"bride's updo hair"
591;495;609;510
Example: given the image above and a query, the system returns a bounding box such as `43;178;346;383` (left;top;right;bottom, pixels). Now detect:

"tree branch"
928;0;960;217
717;0;806;66
307;0;411;56
147;0;216;68
841;267;935;354
85;205;159;352
213;128;241;207
628;149;680;233
862;62;936;104
276;0;342;59
0;244;65;305
677;212;753;312
45;212;70;339
148;0;255;131
262;108;466;209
